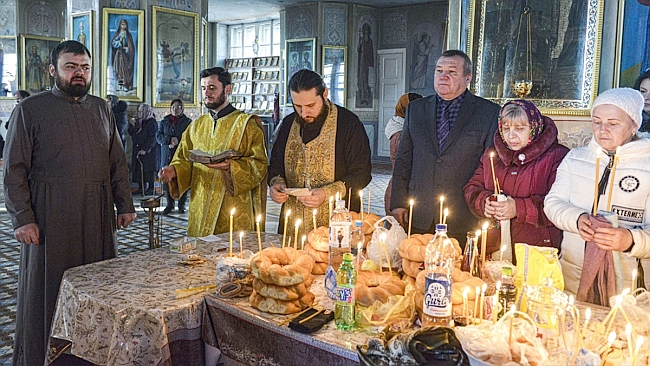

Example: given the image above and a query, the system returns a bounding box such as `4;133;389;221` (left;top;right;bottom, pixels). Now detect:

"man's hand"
593;227;634;252
159;165;177;183
15;223;40;244
297;188;326;208
270;182;288;204
170;137;179;147
204;160;230;170
391;208;408;227
117;213;136;229
577;213;596;241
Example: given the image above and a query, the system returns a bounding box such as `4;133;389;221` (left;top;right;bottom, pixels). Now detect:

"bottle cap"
343;253;354;261
501;267;512;276
435;224;448;231
354;220;363;227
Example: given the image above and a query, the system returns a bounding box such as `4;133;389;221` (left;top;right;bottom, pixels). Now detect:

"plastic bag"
366;216;407;270
357;282;416;331
514;243;564;313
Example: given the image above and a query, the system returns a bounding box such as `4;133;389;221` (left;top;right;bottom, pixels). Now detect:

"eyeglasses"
62;64;91;73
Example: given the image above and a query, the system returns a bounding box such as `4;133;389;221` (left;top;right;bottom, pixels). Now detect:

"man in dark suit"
390;50;500;240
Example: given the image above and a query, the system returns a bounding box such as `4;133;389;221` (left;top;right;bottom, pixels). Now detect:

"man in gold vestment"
269;69;372;238
159;67;268;236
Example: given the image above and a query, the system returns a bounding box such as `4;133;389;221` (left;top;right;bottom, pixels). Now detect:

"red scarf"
576;215;617;306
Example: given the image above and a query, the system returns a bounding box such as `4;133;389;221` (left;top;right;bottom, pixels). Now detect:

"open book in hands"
188;149;243;164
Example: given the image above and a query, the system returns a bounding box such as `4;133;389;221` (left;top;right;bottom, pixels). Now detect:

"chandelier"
511;4;533;98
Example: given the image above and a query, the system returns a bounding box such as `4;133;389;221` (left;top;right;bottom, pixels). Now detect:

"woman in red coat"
463;100;569;263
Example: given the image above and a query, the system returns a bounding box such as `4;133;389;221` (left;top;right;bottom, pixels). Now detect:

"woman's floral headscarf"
498;99;545;144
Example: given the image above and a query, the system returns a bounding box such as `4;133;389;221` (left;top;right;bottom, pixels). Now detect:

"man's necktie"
438;101;452;149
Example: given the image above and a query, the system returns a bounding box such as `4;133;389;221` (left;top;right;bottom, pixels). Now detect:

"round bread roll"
350;212;381;235
451;267;472;282
304;243;328;263
398;234;433;262
402;258;423;278
415;291;424;313
415;270;426;294
355;270;406;307
251;275;314;301
451;282;479;305
311;261;327;275
249;290;315;314
307;226;329;252
250;247;314;286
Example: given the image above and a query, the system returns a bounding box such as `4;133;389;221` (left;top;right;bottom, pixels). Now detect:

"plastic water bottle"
335;253;357;330
329;199;351;271
350;220;365;262
422;224;455;327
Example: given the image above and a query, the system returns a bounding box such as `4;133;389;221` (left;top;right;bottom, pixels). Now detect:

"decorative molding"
289;10;313;40
25;3;58;36
157;0;195;12
382;13;407;45
0;1;16;36
356;111;378;121
72;1;96;14
111;0;140;9
323;5;346;46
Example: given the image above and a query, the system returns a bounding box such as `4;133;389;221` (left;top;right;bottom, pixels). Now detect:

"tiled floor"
0;163;391;365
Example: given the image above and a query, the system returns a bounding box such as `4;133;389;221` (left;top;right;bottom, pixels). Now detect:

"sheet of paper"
285;188;312;197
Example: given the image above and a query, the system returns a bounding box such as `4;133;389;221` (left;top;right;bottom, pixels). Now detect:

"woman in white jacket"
544;87;650;306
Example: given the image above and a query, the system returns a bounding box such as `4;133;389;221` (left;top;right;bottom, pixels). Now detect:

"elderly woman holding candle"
544;88;650;305
463;100;569;263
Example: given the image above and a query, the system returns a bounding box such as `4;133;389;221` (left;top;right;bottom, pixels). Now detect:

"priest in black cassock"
268;69;372;237
3;40;136;366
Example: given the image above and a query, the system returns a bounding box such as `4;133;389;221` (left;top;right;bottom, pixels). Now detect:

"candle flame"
622;288;631;296
626;323;632;336
285;209;292;218
463;287;470;297
475;230;482;238
569;295;575;305
443;208;449;216
586;307;591;321
636;336;644;349
633;268;638;278
482;283;487;292
329;196;333;203
302;235;306;242
409;199;414;206
500;244;506;253
295;219;302;227
256;214;262;223
440;196;444;203
615;146;621;155
490;152;494;158
482;221;489;230
230;208;236;215
379;232;387;242
239;231;244;238
496;280;501;290
596;147;602;158
313;209;317;216
607;331;616;345
616;294;624;307
359;190;363;197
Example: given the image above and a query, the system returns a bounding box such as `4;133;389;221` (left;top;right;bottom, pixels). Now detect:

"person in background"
268;69;372;237
4;40;135;366
1;91;30;161
14;89;30;103
384;92;422;215
106;94;129;148
463;100;569;263
156;98;192;214
390;50;500;241
129;104;158;195
633;69;650;133
545;88;650;305
159;67;267;236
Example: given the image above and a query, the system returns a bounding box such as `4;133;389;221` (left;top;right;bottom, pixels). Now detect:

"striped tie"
438;101;452;149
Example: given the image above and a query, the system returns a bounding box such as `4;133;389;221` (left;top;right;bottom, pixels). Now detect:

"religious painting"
0;36;18;99
101;8;144;102
472;0;603;115
284;37;315;105
615;0;650;87
355;16;375;109
20;35;64;96
152;6;198;107
408;22;444;96
322;46;346;107
70;11;93;54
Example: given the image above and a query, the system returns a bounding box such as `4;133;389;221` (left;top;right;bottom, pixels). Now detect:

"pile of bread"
349;212;381;247
249;247;315;314
355;270;407;307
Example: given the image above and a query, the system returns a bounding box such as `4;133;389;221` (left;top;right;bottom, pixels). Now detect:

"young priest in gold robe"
159;67;268;236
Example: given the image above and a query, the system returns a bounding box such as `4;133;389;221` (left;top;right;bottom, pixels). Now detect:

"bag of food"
514;243;564;313
366;216;406;270
357;281;416;331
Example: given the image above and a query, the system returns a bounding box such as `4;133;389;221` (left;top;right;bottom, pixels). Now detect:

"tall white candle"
229;208;236;257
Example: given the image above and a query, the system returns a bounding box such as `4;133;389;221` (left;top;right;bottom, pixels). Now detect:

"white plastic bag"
366;216;406;269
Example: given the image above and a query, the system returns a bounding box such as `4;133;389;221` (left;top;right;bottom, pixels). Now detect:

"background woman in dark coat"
106;94;129;148
129;103;158;195
463;100;569;262
156;99;192;214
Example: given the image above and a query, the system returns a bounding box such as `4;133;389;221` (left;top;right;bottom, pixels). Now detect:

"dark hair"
16;90;30;99
200;67;231;86
439;50;473;76
170;98;183;106
633;69;650;90
288;69;326;96
50;40;91;70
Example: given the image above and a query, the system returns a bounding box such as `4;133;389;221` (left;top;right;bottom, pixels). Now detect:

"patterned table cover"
50;231;282;366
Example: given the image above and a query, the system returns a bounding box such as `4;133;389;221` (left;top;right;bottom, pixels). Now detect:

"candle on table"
479;283;487;322
282;209;291;248
408;199;414;238
312;209;317;231
499;244;506;262
471;229;481;275
301;235;306;250
603;331;616;365
439;196;445;224
462;287;470;318
336;192;340;202
508;304;515;345
626;323;634;361
256;214;263;253
474;286;480;323
329;196;334;221
359;190;364;220
593;148;602;216
633;336;644;366
239;231;244;258
367;189;371;214
606;147;621;212
581;307;591;349
293;219;302;263
480;221;489;271
348;187;352;209
229;208;236;257
492;295;498;325
443;208;449;225
378;232;384;275
379;233;392;276
490;152;498;195
632;268;638;293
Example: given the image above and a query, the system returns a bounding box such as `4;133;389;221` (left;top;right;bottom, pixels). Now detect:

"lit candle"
378;232;384;275
632;268;638;293
479;283;487;322
335;192;340;202
256;214;263;253
462;287;470;318
293;219;302;263
472;229;481;275
593;148;601;216
632;336;644;366
348;187;352;209
604;294;623;336
329;196;334;221
443;208;449;225
312;209;317;231
581;307;591;349
474;286;480;323
490;152;498;195
282;209;291;248
301;235;306;250
480;221;489;271
499;244;506;262
229;208;236;257
492;295;498;325
367;189;371;214
508;304;515;345
379;233;392;276
603;331;616;364
626;323;634;361
439;196;445;224
606;147;621;212
359;190;364;220
239;231;244;258
408;199;414;238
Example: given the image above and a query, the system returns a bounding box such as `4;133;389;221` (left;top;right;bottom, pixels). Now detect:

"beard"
295;98;329;126
204;89;227;110
55;73;90;98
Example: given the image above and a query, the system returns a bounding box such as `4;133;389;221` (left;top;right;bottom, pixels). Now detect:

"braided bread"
402;258;423;278
304;243;328;263
349;212;381;235
311;261;327;275
355;270;406;307
250;247;314;286
398;234;433;262
249;290;315;314
251;275;314;301
307;226;330;252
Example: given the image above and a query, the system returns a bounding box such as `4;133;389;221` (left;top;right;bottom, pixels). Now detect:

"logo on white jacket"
619;176;639;193
610;205;644;224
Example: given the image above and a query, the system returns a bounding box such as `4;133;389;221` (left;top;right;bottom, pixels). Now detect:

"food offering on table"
349;211;381;246
415;268;486;321
249;246;316;314
305;226;330;275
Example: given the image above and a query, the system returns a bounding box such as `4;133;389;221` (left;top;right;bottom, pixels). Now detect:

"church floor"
0;162;391;365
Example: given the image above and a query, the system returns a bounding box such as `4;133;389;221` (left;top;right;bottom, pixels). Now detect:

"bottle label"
336;285;355;305
329;223;351;248
423;274;451;317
